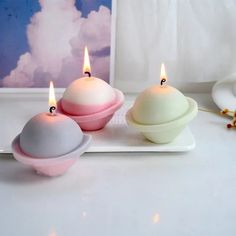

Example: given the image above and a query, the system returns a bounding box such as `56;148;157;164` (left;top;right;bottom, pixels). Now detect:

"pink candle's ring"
57;89;124;131
12;134;91;177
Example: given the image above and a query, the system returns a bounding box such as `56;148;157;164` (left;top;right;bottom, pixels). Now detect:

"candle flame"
49;229;57;236
152;213;160;224
49;81;57;110
83;46;91;76
160;63;167;86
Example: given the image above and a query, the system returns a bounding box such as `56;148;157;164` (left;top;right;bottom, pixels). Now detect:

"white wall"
114;0;236;92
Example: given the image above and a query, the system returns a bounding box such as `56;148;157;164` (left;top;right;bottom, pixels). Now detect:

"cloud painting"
0;0;112;88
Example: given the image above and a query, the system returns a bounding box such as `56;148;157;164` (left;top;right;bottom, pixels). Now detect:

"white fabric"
115;0;236;91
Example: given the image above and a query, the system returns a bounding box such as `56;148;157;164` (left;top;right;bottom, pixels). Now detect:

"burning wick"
83;46;91;78
49;106;56;114
160;78;166;86
160;63;167;86
49;81;57;116
84;71;91;77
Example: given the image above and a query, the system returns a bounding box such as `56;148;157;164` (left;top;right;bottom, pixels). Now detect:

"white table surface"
0;93;235;236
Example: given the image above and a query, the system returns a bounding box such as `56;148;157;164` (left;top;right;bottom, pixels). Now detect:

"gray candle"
20;113;83;158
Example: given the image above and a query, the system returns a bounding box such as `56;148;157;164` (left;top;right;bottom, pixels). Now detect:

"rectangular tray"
0;94;195;153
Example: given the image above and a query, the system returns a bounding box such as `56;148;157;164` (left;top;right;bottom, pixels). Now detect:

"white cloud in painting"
2;0;111;87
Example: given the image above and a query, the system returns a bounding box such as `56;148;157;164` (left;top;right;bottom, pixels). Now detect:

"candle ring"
49;106;56;114
84;71;91;77
160;78;166;86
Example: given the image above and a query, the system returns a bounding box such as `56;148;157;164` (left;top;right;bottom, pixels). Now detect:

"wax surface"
132;85;189;125
20;113;83;158
61;98;115;116
62;77;115;106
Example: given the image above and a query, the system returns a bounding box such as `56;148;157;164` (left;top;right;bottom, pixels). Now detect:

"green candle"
126;64;198;144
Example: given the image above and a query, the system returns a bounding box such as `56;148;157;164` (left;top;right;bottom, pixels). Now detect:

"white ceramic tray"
0;93;195;153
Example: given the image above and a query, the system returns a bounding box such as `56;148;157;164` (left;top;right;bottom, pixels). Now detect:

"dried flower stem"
198;107;235;129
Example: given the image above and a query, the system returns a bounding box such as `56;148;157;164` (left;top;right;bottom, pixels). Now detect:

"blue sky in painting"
0;0;111;79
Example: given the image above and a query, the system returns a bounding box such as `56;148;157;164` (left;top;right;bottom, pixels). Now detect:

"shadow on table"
0;156;56;185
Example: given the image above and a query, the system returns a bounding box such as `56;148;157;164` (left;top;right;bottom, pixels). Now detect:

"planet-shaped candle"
126;64;198;144
57;47;124;131
12;82;92;177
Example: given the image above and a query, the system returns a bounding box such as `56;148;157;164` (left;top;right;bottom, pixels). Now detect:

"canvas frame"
0;0;117;94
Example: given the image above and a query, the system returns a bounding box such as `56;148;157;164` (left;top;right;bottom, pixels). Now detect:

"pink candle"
58;47;125;131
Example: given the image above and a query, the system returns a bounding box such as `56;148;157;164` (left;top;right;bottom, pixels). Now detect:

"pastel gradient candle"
58;47;124;131
12;82;91;177
126;64;198;144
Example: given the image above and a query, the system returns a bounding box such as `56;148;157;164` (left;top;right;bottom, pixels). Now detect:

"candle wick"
160;78;166;86
49;106;56;115
84;71;91;77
